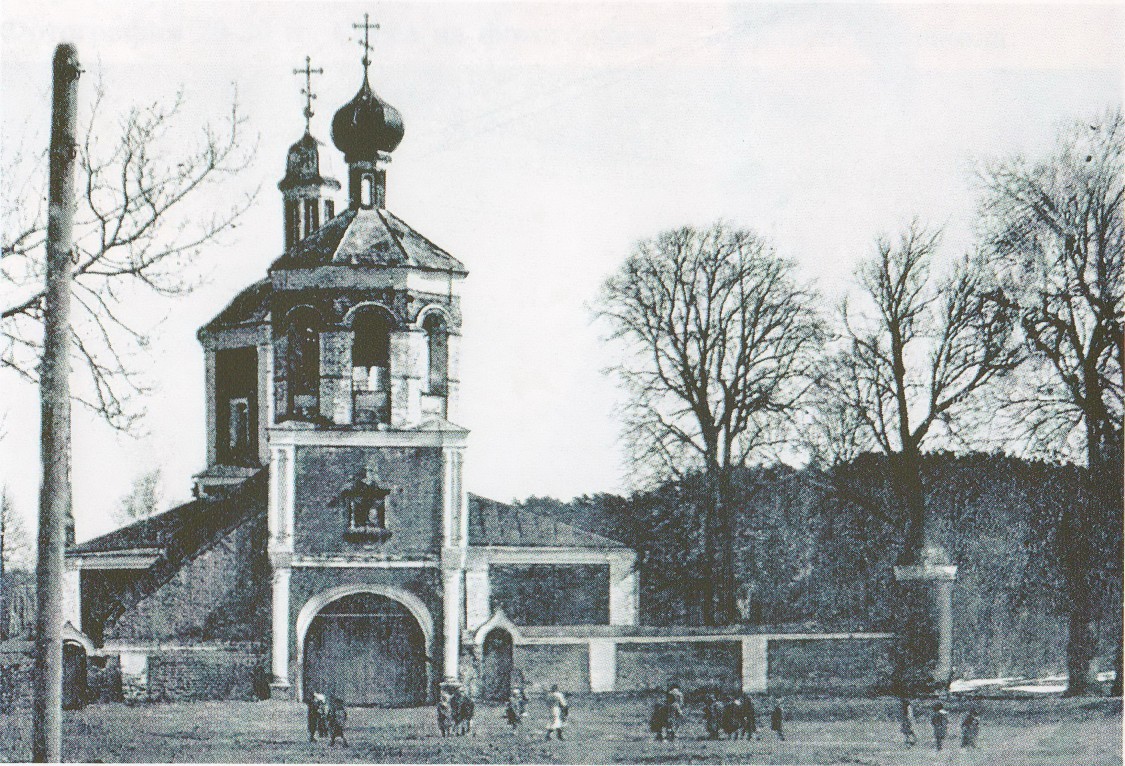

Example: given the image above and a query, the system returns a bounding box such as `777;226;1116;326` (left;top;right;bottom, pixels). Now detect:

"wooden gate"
303;592;427;707
481;628;513;701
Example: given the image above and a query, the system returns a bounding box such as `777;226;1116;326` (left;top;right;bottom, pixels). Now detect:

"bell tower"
279;56;340;251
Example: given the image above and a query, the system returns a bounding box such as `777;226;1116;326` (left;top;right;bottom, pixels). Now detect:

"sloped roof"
271;208;467;274
199;278;272;335
68;471;268;557
468;494;628;549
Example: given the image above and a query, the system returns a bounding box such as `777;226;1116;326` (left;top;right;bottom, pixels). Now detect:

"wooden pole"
33;42;80;764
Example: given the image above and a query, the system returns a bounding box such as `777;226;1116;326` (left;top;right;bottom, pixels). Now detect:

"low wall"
146;646;268;702
514;644;590;693
767;637;894;694
616;641;741;694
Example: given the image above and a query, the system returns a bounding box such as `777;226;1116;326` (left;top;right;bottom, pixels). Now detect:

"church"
48;21;891;709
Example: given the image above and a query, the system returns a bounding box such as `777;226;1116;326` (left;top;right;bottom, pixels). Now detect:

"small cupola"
279;56;340;251
331;14;403;210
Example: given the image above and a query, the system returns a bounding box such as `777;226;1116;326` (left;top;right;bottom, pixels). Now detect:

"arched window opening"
423;313;448;397
360;175;374;208
287;308;322;420
352;308;393;424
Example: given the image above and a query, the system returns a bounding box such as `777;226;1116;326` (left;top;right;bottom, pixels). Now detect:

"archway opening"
480;628;514;701
302;591;427;707
62;641;88;710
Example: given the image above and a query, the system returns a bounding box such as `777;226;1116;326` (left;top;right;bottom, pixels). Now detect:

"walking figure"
770;700;785;741
741;694;758;740
899;698;917;747
545;684;568;741
961;710;980;748
505;687;528;732
931;703;949;751
703;694;724;740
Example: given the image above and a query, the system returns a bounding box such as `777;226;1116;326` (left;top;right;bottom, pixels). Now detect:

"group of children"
502;684;568;740
900;698;980;750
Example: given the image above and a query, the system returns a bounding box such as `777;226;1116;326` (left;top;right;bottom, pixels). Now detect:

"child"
770;700;785;741
545;684;568;741
961;710;980;748
899;698;917;747
931;703;949;751
505;687;527;732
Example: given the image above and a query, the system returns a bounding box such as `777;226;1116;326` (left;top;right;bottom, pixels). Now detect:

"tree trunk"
33;43;80;764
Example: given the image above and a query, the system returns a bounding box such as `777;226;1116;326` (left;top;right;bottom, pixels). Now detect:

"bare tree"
979;110;1124;696
822;221;1021;690
1;488;34;642
595;222;824;625
2;79;257;431
116;469;164;524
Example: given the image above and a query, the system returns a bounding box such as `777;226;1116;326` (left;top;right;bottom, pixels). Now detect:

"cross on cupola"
353;12;380;80
293;55;324;134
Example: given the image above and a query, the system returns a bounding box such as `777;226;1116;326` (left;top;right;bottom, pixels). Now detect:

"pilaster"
741;636;768;693
270;566;291;694
257;342;273;465
609;555;639;626
464;563;490;633
589;639;617;693
204;348;217;466
441;553;463;683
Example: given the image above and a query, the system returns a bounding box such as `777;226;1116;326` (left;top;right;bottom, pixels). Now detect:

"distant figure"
306;692;329;742
931;703;949;751
545;684;568;741
452;687;475;736
770;701;785;741
326;696;348;747
505;687;528;731
667;683;685;710
650;697;683;741
721;695;743;739
961;710;980;748
437;691;454;737
899;698;917;747
704;694;724;740
741;695;757;740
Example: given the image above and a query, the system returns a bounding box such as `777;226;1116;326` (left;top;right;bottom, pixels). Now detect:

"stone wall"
146;646;267;702
490;565;609;626
615;641;742;694
513;644;589;694
767;637;894;694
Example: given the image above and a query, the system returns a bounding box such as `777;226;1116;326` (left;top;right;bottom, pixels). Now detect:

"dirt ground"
0;695;1120;764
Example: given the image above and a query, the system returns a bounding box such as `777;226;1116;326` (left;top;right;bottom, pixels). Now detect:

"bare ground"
0;696;1120;764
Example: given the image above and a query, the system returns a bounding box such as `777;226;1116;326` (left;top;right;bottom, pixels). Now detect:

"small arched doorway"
303;592;427;707
480;628;514;701
62;641;88;710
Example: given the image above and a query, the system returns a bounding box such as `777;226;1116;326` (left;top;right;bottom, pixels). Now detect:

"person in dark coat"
770;701;785;741
931;703;949;751
703;694;724;740
721;695;743;739
961;710;980;748
504;687;528;731
899;697;917;747
741;695;757;740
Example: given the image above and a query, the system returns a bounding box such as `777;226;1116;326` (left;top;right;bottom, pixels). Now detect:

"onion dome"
331;77;404;162
278;132;341;192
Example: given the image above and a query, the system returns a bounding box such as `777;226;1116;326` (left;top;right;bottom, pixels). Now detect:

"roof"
270;208;467;274
468;494;628;549
68;470;268;557
199;278;272;336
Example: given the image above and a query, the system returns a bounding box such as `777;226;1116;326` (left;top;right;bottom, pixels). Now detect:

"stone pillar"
61;565;80;630
390;329;423;427
269;445;295;547
588;639;617;693
320;330;352;424
609;556;638;626
270;566;291;695
257;342;273;465
204;348;217;466
741;636;768;693
893;562;957;693
441;559;462;683
464;562;490;633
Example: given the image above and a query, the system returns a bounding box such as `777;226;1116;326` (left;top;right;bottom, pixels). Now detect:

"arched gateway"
298;587;432;707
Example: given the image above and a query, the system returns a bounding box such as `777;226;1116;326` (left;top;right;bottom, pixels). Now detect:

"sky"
1;1;1122;544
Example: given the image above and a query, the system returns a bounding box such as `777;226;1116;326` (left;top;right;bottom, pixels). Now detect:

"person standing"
545;684;568;741
961;710;980;748
770;700;785;741
931;703;949;751
899;697;917;747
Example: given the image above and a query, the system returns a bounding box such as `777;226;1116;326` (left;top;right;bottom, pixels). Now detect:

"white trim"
295;584;435;702
66;549;162;570
268;426;467;449
290;556;438;569
471;609;522;647
62;623;95;655
894;565;958;582
471;546;634;566
101;641;258;653
514;632;895;646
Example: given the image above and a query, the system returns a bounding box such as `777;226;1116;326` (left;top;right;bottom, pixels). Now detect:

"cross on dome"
353;12;380;80
293;55;324;133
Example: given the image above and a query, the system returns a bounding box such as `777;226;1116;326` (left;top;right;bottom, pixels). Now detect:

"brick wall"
146;645;267;702
767;638;894;694
615;641;741;695
513;644;589;694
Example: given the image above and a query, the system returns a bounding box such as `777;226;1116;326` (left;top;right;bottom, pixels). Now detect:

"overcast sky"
1;1;1122;543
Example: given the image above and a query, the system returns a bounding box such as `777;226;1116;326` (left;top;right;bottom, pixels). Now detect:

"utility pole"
33;42;80;764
